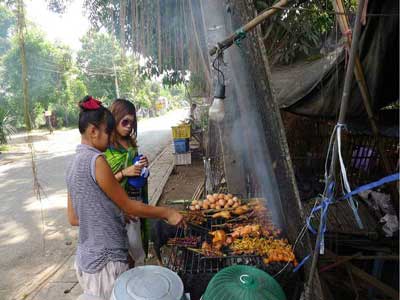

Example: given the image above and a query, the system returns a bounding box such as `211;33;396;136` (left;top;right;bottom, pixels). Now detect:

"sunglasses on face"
120;119;134;127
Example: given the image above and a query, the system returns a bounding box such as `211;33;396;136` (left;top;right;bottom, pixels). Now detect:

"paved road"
0;109;188;300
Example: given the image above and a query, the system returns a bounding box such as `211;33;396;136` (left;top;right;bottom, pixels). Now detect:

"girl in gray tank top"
66;96;183;299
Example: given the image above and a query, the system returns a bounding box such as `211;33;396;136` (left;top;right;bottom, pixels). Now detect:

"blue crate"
173;138;189;153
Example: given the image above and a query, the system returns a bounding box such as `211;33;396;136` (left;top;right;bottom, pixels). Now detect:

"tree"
76;31;120;101
76;30;157;109
2;27;73;126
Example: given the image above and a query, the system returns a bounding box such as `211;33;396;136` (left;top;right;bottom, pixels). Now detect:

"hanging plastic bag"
126;220;145;266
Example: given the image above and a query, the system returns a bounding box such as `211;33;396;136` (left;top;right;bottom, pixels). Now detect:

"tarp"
270;0;399;121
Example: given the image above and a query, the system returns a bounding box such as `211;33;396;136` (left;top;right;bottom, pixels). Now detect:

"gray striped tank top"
66;144;128;273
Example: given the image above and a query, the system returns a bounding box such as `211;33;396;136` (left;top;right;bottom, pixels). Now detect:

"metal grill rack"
166;210;300;300
167;220;295;276
168;227;265;274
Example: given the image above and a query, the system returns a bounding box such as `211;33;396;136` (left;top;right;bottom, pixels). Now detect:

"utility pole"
109;5;120;98
113;60;120;98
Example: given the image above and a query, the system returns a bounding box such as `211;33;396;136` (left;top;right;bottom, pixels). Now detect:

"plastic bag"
359;190;399;237
380;214;399;237
126;220;145;266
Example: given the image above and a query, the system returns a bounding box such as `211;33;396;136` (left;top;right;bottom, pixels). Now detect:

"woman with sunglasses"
104;98;150;267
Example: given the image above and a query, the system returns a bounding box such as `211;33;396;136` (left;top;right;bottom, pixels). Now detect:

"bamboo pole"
156;0;162;69
209;0;288;56
349;263;399;300
180;0;187;69
331;0;399;216
131;0;136;53
16;0;31;131
135;0;139;53
325;250;399;300
179;0;184;69
306;0;366;294
188;0;212;90
119;0;126;59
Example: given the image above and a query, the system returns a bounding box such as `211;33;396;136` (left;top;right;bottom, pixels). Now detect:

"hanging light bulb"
209;82;225;123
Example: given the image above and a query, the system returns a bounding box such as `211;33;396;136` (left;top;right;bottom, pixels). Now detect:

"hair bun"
79;95;102;111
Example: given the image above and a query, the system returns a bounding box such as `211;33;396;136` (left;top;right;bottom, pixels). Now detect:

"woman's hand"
96;156;184;221
139;155;149;167
67;194;79;226
164;208;184;226
123;163;144;177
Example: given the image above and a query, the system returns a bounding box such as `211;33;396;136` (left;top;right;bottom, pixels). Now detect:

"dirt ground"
159;153;205;206
146;153;204;266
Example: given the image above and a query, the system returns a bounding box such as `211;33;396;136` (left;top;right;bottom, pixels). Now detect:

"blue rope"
293;254;311;273
305;181;335;255
338;172;399;202
294;172;399;273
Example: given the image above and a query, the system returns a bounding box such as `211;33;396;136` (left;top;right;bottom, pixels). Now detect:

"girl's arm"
95;156;183;225
114;164;144;182
67;194;79;226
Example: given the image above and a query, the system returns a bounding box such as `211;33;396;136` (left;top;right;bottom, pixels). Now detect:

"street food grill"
167;236;201;247
167;197;297;276
181;210;206;225
189;193;241;211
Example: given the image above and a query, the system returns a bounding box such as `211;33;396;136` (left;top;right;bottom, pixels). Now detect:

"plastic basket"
174;138;189;154
172;124;191;139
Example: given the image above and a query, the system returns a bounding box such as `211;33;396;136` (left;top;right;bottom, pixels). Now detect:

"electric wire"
212;50;225;85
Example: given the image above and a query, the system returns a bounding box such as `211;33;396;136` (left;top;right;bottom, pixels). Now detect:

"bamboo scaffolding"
307;0;367;294
331;0;399;215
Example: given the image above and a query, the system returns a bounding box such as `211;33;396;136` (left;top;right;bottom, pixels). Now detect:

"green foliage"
1;28;70;126
52;103;78;127
187;72;206;96
69;77;87;102
76;31;119;100
0;4;15;55
117;56;142;100
45;0;73;14
0;106;16;144
33;102;45;127
257;0;356;65
0;144;10;151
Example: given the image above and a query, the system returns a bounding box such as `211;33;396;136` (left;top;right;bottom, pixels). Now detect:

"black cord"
212;51;225;85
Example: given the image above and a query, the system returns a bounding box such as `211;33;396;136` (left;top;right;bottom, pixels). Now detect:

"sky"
25;0;90;51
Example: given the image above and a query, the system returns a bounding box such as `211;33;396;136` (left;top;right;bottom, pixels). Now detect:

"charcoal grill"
167;219;295;276
168;213;299;300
